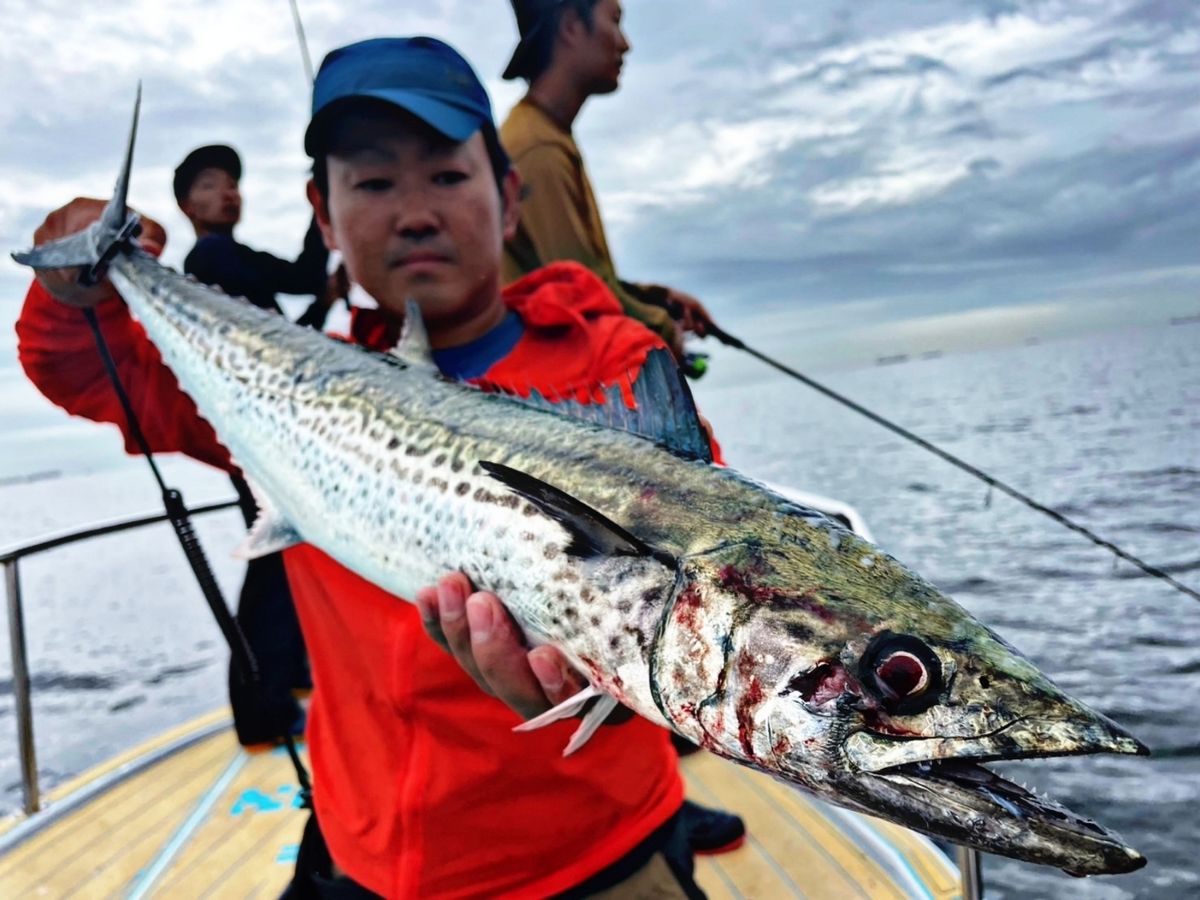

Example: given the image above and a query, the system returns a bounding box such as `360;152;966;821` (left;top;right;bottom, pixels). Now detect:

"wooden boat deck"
0;710;960;898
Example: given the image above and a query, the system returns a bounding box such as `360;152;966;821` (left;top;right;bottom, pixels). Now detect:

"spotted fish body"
14;106;1150;877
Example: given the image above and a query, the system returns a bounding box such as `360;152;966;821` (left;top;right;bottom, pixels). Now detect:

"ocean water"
0;320;1197;898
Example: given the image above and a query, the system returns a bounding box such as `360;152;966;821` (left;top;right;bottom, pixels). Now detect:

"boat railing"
0;495;985;900
0;498;240;817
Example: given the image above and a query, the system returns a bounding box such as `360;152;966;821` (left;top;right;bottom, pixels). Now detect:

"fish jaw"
821;754;1146;875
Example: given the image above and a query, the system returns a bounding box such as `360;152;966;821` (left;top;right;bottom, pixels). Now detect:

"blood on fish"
673;583;704;631
789;661;843;704
718;565;776;602
718;566;837;622
736;678;765;758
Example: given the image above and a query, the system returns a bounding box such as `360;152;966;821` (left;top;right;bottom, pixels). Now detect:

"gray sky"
1;0;1197;372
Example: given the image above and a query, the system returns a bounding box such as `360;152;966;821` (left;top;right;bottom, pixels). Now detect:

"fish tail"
11;83;144;282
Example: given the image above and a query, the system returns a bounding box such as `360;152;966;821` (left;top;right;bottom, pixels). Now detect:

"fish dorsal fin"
390;299;436;368
480;461;676;568
627;348;712;462
488;349;713;463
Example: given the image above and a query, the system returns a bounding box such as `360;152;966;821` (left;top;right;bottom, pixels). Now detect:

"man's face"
571;0;630;95
309;108;520;338
181;167;241;230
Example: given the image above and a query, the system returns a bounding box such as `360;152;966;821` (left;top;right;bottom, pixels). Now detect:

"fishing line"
82;307;313;802
704;323;1200;605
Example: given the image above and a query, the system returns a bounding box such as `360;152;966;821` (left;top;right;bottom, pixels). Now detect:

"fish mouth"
843;718;1149;875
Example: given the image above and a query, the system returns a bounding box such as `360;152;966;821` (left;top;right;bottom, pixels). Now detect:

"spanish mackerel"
15;95;1149;877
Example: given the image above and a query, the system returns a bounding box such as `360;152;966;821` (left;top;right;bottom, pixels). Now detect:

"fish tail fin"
11;83;144;281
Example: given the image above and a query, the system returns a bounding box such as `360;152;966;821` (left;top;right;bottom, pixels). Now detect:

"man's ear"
307;178;339;252
501;167;523;243
559;5;585;49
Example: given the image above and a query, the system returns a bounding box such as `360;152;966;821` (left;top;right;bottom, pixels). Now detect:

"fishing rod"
287;0;315;84
701;322;1200;605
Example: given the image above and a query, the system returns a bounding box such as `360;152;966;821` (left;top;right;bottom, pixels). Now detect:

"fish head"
657;528;1148;875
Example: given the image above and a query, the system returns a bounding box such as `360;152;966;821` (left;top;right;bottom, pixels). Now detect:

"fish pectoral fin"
511;685;619;756
234;512;304;559
479;461;676;567
564;695;619;756
232;480;303;559
234;514;304;560
513;684;603;732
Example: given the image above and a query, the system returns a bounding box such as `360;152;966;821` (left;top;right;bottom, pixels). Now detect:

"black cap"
173;145;242;203
502;0;564;81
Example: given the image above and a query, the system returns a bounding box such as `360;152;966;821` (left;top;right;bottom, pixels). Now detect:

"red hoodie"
16;261;692;899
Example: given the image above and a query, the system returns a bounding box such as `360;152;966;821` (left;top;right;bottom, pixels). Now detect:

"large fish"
16;96;1148;877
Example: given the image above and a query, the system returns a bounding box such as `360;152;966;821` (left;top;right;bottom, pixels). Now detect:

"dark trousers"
555;809;706;899
281;809;705;899
228;550;311;744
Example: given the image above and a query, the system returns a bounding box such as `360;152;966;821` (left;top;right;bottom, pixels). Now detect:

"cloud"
1;0;1197;372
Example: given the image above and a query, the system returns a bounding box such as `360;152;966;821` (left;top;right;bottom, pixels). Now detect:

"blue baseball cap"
304;37;508;175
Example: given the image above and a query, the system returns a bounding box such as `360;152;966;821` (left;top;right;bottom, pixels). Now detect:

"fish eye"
860;632;943;714
877;651;928;698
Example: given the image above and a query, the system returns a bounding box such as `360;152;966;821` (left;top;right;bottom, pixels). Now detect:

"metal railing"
0;499;239;816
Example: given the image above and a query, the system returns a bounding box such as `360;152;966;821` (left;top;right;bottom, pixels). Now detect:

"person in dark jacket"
174;143;342;328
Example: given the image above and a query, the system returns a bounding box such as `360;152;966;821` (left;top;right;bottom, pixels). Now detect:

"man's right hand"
416;572;592;721
32;197;166;308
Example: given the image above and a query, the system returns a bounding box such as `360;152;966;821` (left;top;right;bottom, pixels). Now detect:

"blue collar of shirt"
432;310;525;381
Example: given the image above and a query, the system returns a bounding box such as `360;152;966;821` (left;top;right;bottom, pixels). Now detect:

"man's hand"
664;287;715;337
31;197;166;309
416;572;592;720
663;319;685;361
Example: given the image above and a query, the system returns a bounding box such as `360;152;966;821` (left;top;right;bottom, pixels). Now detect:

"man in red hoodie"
18;37;708;899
